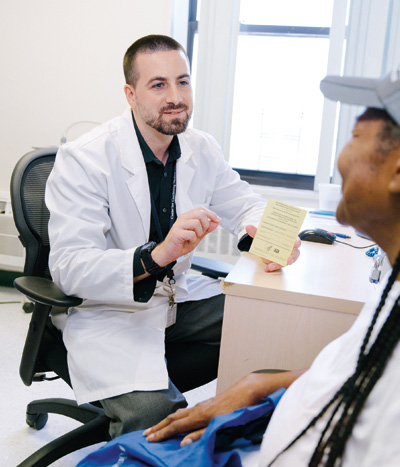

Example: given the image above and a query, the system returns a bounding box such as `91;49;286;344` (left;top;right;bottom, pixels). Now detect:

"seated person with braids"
144;68;400;466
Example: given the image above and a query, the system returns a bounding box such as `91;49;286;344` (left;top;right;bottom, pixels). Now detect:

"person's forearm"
220;369;306;409
242;369;306;403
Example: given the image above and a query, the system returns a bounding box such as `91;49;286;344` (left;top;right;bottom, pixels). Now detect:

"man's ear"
388;156;400;193
124;84;136;108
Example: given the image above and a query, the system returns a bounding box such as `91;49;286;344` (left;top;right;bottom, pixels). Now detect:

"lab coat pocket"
129;302;167;332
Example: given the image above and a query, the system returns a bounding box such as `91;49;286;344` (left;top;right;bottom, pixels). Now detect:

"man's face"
126;49;193;136
336;118;390;236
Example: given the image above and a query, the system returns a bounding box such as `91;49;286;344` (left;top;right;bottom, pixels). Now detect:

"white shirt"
259;275;400;466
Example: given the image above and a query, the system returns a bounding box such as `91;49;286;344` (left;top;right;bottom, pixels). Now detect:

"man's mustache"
161;104;188;112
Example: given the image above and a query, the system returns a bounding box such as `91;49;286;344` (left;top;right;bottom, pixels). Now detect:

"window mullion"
314;0;349;189
384;0;400;73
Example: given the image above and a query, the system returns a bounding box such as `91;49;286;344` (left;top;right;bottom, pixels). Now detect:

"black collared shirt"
134;116;181;243
131;112;181;302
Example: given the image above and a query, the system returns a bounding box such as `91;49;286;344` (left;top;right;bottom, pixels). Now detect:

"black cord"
334;239;377;249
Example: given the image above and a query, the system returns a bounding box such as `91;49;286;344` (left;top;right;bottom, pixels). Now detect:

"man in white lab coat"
45;35;300;439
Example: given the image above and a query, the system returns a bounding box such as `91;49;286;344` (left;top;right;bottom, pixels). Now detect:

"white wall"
0;0;173;192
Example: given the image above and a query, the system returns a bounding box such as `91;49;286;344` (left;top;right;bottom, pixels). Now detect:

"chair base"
17;398;110;467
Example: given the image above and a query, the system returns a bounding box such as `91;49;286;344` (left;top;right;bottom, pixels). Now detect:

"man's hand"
144;370;304;447
246;225;301;272
152;208;221;267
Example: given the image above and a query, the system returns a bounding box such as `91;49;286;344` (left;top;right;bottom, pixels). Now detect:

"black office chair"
10;147;232;466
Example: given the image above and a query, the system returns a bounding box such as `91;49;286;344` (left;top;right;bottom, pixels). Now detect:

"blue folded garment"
77;388;285;467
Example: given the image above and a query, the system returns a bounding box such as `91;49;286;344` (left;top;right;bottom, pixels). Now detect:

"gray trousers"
100;293;225;439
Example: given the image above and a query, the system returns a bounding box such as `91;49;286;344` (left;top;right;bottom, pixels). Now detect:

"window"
230;1;333;189
184;0;400;190
187;0;342;189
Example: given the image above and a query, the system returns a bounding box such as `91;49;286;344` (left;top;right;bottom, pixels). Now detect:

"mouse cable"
334;239;377;249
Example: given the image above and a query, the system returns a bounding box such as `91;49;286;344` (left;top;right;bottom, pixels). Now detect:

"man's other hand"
246;225;301;272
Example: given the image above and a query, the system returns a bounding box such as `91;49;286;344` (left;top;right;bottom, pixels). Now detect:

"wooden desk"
217;217;381;393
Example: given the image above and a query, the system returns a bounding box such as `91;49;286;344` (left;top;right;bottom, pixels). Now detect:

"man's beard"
146;104;192;135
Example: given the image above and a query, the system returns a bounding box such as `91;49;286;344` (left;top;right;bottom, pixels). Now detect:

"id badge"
164;273;176;327
166;302;177;327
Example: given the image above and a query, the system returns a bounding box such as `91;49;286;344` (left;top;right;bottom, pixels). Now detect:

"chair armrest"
14;276;82;386
191;256;232;279
14;276;83;308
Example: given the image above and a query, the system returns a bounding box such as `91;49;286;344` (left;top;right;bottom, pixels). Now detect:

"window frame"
233;22;331;187
186;0;198;70
187;0;341;189
182;0;400;191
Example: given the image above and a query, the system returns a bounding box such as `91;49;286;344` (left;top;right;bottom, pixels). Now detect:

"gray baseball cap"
320;68;400;125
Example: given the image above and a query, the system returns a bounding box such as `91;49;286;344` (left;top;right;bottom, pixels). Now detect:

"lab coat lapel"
125;168;151;241
117;109;151;240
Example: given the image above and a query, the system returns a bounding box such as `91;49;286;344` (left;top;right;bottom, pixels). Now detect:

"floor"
0;285;216;467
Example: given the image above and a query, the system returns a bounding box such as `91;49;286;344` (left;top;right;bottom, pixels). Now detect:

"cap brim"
320;75;383;109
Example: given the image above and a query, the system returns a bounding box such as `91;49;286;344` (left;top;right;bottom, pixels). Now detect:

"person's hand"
144;373;265;447
246;225;301;272
152;208;221;267
143;370;304;447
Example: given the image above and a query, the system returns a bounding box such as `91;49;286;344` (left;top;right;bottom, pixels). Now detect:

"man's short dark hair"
123;35;187;87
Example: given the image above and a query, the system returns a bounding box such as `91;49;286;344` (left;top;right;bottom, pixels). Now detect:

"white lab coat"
46;108;266;405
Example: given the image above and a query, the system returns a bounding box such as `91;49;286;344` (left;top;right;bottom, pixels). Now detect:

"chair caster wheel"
26;412;48;430
23;302;34;313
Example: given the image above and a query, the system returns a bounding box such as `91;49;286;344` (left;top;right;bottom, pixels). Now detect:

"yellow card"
249;199;306;266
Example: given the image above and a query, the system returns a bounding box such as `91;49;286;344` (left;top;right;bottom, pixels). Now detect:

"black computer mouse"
299;228;336;244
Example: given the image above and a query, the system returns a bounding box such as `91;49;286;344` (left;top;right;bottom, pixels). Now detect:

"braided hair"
269;250;400;466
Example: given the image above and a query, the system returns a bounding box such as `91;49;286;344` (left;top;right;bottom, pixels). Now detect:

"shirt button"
163;171;168;177
162;208;167;213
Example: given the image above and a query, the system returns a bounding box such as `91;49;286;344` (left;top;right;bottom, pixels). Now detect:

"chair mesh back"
20;156;55;279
